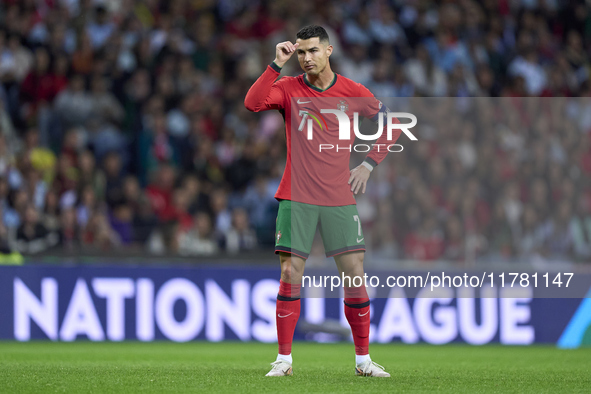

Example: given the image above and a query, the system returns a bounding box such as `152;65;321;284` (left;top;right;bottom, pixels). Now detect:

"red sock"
279;279;301;298
276;280;301;355
344;287;370;355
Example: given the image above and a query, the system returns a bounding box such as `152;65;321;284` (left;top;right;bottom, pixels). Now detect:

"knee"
342;262;364;279
280;253;292;282
340;252;365;278
279;253;303;283
281;268;294;283
281;265;300;283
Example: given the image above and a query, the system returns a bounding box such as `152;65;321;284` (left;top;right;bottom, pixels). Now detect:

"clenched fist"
274;41;299;68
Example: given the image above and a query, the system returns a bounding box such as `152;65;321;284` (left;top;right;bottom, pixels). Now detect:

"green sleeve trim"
270;62;282;73
364;158;378;168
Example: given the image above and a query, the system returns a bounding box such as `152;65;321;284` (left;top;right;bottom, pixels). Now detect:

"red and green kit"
245;63;400;258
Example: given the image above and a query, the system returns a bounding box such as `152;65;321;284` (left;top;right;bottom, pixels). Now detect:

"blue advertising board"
0;265;588;347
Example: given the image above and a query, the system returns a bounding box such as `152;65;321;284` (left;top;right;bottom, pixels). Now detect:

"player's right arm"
244;42;299;112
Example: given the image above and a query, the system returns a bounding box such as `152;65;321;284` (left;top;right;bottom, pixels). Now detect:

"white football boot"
265;360;293;376
355;360;391;377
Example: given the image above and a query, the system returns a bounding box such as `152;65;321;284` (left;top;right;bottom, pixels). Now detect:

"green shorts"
274;200;366;259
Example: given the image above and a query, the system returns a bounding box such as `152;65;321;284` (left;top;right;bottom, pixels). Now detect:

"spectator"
78;150;106;201
0;134;15;177
225;141;258;191
4;188;28;229
404;44;448;96
133;195;158;245
225;208;257;253
338;44;374;85
54;74;94;128
536;200;574;261
166;92;193;139
15;205;58;254
366;61;397;97
178;211;218;256
139;112;180;180
516;206;541;260
41;189;60;232
71;33;94;75
103;151;125;207
181;174;209;214
172;187;193;233
86;118;126;163
210;187;232;238
0;215;21;264
24;168;46;210
54;154;77;195
1;34;33;84
89;76;125;126
423;29;472;73
82;211;120;250
59;207;78;251
571;195;591;260
508;48;547;95
23;127;56;185
86;5;115;50
243;175;279;242
109;202;134;245
51;53;70;97
76;184;96;229
369;7;406;47
342;8;373;46
485;202;515;261
122;175;141;212
404;216;444;261
442;216;464;262
19;47;56;118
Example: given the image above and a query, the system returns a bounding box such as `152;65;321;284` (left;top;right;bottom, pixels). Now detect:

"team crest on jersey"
337;100;349;112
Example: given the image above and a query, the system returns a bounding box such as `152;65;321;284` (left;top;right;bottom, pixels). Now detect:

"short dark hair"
296;25;329;44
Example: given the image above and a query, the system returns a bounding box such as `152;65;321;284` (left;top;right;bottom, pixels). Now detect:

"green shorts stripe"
325;245;366;258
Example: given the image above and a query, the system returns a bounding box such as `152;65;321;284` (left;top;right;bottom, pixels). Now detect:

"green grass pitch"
0;342;589;393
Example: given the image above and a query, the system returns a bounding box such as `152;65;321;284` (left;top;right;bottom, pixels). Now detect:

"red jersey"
245;63;399;206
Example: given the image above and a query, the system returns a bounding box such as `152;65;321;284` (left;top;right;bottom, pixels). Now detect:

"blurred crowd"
358;97;591;265
0;0;589;263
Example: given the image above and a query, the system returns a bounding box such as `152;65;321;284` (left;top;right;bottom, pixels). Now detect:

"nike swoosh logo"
356;238;364;243
278;312;294;318
297;99;311;104
358;310;369;317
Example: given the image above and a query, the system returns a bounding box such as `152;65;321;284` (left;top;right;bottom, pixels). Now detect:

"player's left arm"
348;84;401;194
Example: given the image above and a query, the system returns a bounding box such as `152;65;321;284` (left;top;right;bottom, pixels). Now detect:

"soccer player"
245;25;397;377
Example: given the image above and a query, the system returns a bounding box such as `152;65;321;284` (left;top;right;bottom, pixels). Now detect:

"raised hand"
274;41;299;68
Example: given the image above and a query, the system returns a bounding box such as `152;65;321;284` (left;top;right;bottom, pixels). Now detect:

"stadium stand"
0;0;590;264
